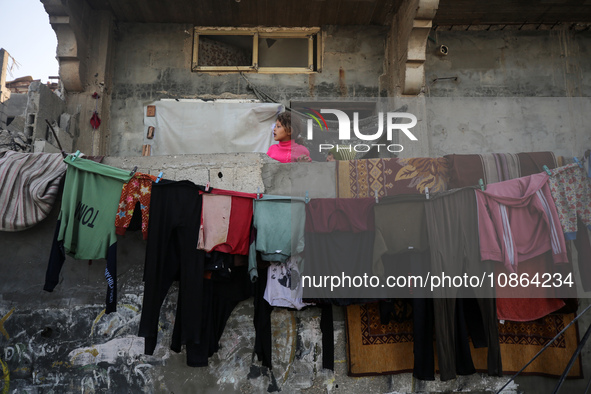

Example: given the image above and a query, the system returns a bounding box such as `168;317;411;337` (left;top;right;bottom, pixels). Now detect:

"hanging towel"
0;151;67;231
197;188;256;255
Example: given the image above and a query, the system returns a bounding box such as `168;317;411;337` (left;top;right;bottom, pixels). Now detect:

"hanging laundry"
114;172;157;240
44;154;133;313
197;188;256;255
444;151;557;188
336;157;450;198
0;151;67;231
574;218;591;292
548;162;591;240
171;259;251;367
304;198;376;300
252;266;333;371
424;187;502;381
138;180;206;358
248;195;306;282
372;194;429;277
495;251;566;322
264;257;312;310
475;172;568;273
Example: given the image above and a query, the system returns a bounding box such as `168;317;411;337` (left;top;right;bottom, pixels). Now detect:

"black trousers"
253;267;335;371
172;262;252;367
138;180;205;355
425;188;502;381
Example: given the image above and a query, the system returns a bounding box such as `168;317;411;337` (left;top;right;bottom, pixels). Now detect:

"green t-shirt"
248;195;306;282
58;155;132;259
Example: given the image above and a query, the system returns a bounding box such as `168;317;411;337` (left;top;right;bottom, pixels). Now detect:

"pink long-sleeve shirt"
266;140;310;163
475;172;568;273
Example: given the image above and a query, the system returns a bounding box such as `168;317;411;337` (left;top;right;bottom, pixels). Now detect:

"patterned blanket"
336;157;450;198
346;303;581;378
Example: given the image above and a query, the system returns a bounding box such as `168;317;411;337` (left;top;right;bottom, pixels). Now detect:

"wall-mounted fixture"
437;45;448;56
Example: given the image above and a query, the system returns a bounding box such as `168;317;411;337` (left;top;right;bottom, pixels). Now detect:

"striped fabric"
0;151;67;231
480;153;521;185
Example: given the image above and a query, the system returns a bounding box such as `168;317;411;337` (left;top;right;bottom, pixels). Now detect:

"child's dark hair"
278;111;304;144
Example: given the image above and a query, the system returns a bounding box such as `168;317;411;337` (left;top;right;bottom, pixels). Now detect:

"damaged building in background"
0;48;73;155
1;0;591;393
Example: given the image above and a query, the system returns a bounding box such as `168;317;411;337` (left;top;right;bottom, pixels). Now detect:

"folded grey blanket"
0;151;67;231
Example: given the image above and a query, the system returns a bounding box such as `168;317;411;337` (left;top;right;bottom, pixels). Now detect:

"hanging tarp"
143;100;283;155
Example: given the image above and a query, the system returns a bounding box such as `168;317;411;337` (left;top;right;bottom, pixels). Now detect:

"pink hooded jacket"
475;172;568;273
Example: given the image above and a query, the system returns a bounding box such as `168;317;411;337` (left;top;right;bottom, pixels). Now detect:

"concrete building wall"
425;29;591;98
107;24;388;157
422;29;591;158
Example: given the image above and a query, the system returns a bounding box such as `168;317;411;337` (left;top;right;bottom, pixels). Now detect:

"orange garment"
115;173;157;239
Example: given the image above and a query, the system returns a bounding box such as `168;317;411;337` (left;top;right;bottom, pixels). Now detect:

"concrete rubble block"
209;167;235;190
34;139;61;154
3;93;28;119
59;113;74;136
25;81;66;141
0;102;6;128
0;129;13;151
48;126;74;152
14;133;29;149
6;115;25;135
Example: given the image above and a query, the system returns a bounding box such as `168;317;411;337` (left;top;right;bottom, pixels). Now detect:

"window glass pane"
258;37;309;68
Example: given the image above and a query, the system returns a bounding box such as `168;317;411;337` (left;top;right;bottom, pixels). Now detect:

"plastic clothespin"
256;187;260;200
130;166;138;177
71;150;81;161
374;189;379;204
155;171;163;183
425;186;429;200
479;179;485;191
574;157;583;168
205;182;210;192
543;165;552;176
305;191;309;204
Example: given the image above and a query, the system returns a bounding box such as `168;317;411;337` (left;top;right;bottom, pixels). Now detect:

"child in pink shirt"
266;111;311;163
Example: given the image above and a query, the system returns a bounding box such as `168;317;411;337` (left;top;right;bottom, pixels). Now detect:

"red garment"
476;173;568;273
197;188;255;255
496;252;565;322
266;140;310;163
304;198;375;233
115;173;157;240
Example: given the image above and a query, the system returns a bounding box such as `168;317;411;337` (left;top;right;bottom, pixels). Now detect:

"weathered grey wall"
422;29;591;157
425;29;591;98
3;94;27;120
108;24;388;157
